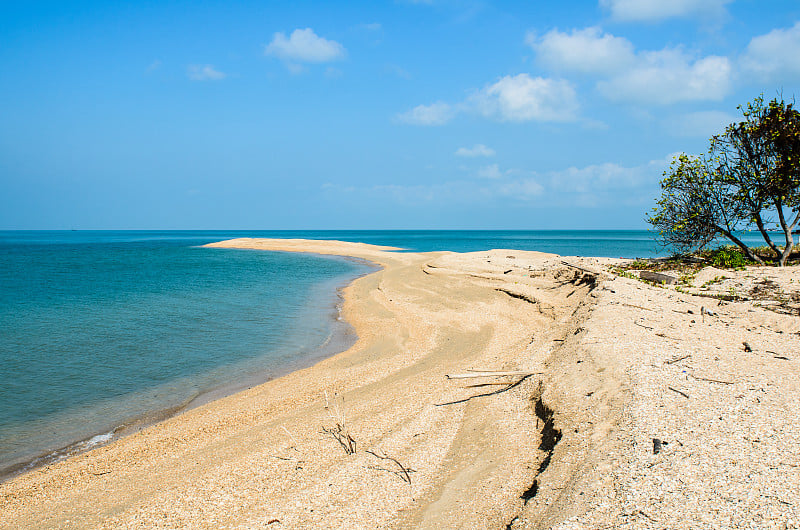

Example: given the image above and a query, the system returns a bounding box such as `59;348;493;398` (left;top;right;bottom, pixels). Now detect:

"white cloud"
529;26;732;105
665;110;736;137
324;156;669;208
456;144;495;157
477;164;503;179
495;178;544;200
187;64;226;81
740;22;800;81
600;0;732;22
548;161;655;194
598;49;731;104
265;28;346;63
472;74;579;122
528;27;635;75
396;102;454;126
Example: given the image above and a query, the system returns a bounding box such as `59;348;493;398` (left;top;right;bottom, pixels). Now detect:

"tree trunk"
718;227;765;264
752;208;781;259
775;201;796;267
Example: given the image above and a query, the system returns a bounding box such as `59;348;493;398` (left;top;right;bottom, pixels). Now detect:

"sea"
0;229;772;479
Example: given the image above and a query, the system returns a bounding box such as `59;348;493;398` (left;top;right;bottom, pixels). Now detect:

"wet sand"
1;238;798;529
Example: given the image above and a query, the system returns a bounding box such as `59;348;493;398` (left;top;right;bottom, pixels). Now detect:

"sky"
2;0;800;230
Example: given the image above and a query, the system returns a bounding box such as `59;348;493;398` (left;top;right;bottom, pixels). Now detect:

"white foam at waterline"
80;432;114;449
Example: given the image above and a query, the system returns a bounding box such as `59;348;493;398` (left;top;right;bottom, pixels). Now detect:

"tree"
648;154;765;264
648;96;800;266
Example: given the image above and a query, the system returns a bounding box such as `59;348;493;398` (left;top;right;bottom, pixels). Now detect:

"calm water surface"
1;229;774;477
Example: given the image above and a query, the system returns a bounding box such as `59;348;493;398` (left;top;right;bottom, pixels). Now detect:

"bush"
703;246;752;269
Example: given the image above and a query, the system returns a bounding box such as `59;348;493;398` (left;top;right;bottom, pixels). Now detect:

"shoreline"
1;238;798;528
0;249;380;485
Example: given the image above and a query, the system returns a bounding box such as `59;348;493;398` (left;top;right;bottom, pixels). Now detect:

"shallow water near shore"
0;232;375;478
0;228;775;479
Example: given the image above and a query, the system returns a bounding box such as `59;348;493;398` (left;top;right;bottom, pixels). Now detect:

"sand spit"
1;239;798;529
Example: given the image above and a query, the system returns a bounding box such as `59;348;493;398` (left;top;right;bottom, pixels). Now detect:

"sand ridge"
1;239;798;529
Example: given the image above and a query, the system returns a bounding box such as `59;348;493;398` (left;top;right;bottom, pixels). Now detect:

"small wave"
80;432;114;449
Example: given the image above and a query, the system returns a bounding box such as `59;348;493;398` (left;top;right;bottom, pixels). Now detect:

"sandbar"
1;238;798;528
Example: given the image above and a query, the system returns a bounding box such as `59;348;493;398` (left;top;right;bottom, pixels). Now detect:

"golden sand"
1;239;798;529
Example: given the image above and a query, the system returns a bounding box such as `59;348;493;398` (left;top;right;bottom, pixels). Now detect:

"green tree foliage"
648;96;800;266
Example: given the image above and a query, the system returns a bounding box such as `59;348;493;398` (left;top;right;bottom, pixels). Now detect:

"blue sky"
2;0;799;229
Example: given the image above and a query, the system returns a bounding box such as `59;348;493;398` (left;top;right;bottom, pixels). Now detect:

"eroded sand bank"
1;239;798;529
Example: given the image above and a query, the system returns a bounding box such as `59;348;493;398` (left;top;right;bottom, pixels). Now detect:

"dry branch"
366;449;413;484
666;354;692;365
446;370;542;379
668;386;690;398
560;261;598;275
689;373;734;385
622;303;654;311
322;423;357;455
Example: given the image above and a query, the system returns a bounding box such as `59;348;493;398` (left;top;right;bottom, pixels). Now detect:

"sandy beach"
1;238;798;529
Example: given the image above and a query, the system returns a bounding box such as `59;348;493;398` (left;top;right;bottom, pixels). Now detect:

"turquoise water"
0;229;779;478
0;232;374;477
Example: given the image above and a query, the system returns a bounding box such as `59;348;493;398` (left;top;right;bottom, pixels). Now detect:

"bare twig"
666;354;692;365
281;425;301;452
560;261;598;275
323;391;357;454
366;449;414;484
622;303;653;311
446;370;542;379
436;375;533;406
688;373;734;385
322;423;357;455
668;386;690;398
634;319;654;330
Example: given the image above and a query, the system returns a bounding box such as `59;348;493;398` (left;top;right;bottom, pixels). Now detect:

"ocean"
0;229;770;479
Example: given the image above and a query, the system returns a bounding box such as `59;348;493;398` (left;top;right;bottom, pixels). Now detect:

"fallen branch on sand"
666;354;692;365
560;261;598;275
688;373;734;385
668;387;690;398
366;450;414;484
446;370;542;379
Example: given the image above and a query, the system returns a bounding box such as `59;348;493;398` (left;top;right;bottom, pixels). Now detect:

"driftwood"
446;370;542;379
638;271;678;285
